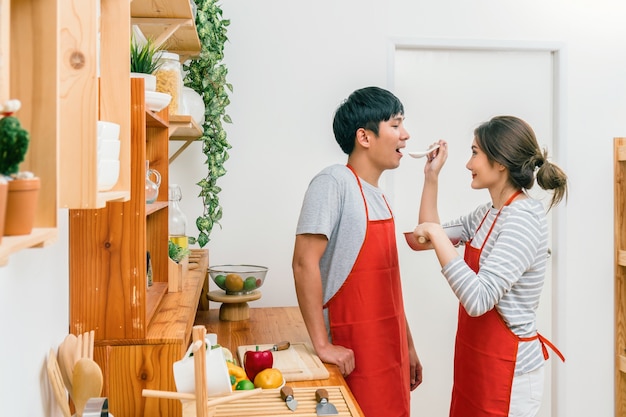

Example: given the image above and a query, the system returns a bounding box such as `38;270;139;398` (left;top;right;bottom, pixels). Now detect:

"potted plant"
130;33;164;92
0;99;40;236
168;240;191;292
183;0;232;248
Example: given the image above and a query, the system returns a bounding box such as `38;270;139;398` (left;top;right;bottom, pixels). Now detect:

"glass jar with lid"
154;52;182;115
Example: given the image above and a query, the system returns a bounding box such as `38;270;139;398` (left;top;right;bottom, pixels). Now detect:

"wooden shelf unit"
615;137;626;415
69;79;209;417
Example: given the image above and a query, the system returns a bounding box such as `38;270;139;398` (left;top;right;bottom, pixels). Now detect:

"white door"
389;42;560;417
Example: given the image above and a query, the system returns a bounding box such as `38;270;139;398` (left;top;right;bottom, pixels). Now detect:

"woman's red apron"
450;191;564;417
325;166;410;416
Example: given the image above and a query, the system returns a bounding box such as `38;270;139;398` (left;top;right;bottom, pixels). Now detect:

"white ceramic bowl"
182;86;205;126
98;139;120;161
145;91;172;112
98;159;120;191
97;120;120;141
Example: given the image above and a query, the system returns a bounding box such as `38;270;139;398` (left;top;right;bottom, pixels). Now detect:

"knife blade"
280;385;298;411
271;341;290;351
315;388;338;416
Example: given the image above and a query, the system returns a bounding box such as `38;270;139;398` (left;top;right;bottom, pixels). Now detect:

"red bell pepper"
244;346;273;382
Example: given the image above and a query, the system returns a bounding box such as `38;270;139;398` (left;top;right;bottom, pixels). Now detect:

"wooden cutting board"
237;343;329;382
206;386;358;416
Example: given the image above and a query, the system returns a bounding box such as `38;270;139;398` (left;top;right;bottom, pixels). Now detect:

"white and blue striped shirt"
442;198;549;375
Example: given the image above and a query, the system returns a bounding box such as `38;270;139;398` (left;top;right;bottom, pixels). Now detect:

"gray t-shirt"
295;164;392;306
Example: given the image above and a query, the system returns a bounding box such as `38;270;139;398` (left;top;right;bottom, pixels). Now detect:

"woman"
411;116;566;417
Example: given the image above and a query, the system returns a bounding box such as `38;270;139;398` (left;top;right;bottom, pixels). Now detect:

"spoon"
408;144;440;159
72;357;103;417
57;334;77;394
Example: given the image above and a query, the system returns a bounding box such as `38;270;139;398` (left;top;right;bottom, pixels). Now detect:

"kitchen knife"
280;385;298;411
271;341;291;351
315;388;338;416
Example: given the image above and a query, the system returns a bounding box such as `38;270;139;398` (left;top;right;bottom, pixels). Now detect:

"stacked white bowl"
97;121;121;191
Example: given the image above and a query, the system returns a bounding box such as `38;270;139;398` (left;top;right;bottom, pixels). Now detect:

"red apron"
326;166;410;416
450;191;564;417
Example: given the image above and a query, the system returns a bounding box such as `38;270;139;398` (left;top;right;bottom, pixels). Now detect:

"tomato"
253;368;284;389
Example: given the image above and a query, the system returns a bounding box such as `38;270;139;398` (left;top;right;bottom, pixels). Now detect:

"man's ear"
356;127;370;149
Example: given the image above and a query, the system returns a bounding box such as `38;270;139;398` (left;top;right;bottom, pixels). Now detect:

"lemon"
225;273;244;292
253;368;284;389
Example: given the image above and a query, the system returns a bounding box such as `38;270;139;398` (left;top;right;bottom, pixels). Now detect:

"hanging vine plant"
183;0;232;248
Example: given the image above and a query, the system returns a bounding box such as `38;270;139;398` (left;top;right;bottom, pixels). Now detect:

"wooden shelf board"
169;114;202;140
131;0;201;59
0;228;58;266
147;110;168;128
147;249;208;344
146;201;168;216
617;145;626;162
619;250;626;267
146;282;169;326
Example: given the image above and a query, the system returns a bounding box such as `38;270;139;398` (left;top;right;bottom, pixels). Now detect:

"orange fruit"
253;368;284;389
225;273;244;292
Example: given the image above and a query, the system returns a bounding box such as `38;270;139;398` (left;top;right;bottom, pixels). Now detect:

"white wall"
2;1;625;416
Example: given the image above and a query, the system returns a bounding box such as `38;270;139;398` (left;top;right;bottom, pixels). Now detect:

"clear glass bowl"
208;264;268;295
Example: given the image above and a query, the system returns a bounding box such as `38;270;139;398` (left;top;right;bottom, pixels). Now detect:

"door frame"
386;37;568;417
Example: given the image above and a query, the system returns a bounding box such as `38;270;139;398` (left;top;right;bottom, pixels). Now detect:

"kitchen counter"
189;306;364;416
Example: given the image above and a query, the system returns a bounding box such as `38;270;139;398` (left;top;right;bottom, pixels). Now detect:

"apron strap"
519;332;566;362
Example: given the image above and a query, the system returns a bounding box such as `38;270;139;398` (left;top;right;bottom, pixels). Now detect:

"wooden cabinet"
615;137;626;416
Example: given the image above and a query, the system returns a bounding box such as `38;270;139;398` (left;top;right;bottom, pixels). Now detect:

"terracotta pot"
0;181;7;242
4;177;40;236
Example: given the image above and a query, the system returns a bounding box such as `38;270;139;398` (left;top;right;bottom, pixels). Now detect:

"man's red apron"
450;191;564;417
325;166;410;416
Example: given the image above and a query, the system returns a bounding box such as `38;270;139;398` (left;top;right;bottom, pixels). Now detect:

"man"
292;86;422;416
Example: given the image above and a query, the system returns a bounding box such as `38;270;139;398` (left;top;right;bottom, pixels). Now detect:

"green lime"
214;274;227;289
235;379;255;390
243;276;257;291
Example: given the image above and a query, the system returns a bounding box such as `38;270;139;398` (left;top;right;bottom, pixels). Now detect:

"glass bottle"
168;184;188;249
145;160;161;204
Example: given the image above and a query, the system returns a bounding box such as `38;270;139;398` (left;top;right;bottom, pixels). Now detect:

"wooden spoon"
57;334;77;394
46;349;71;417
72;357;103;417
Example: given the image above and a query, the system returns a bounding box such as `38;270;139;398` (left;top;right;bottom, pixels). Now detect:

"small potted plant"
0;99;40;236
167;240;191;292
130;33;164;92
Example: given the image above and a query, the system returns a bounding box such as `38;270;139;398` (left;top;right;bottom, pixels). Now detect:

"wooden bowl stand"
207;290;262;321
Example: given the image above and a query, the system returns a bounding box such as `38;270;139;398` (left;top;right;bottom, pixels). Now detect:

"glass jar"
145;160;161;204
155;52;182;115
168;184;188;249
